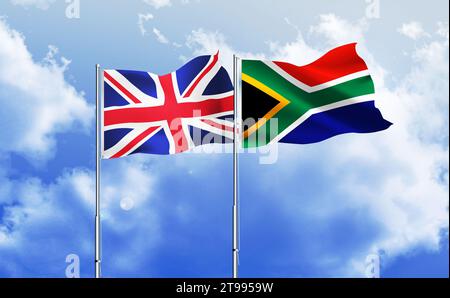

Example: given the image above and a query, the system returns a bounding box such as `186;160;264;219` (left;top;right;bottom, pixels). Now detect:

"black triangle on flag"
242;80;281;122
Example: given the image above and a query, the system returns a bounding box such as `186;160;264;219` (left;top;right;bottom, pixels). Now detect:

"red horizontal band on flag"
273;43;368;87
201;119;234;132
104;71;142;104
104;96;234;126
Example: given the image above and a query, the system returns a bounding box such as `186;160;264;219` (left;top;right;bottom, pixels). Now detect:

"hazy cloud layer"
0;19;93;161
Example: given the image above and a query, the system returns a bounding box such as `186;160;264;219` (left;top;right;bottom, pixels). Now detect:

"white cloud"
10;0;55;10
186;28;265;74
286;15;448;276
152;27;169;44
0;157;162;276
143;0;172;9
0;19;92;161
137;13;154;36
1;9;445;277
0;169;93;249
398;21;429;40
138;15;181;47
185;14;449;276
436;21;449;44
185;15;367;75
268;34;320;66
101;159;162;273
310;14;368;46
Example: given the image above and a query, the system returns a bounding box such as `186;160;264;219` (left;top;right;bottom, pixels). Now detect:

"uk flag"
102;53;234;158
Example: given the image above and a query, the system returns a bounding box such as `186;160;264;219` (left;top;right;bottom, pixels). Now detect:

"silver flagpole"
232;55;239;278
95;64;102;278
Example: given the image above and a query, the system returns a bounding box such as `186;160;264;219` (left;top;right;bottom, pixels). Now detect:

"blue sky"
0;0;448;277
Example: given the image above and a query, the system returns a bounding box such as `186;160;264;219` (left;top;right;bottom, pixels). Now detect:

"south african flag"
240;43;392;148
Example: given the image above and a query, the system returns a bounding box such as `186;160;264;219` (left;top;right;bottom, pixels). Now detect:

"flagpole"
232;55;239;278
95;64;102;278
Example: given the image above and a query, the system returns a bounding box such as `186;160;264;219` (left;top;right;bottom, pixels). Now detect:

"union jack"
102;53;234;158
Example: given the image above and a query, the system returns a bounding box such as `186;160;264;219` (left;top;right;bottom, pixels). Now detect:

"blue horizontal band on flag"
279;101;392;144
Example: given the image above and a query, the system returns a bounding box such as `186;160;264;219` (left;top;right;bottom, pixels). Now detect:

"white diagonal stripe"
103;125;162;158
269;94;375;145
179;55;222;100
104;103;166;112
104;121;167;131
104;75;135;105
105;69;163;105
180;55;215;98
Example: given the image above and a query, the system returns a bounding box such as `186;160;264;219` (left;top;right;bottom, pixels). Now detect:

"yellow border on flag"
242;73;290;139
